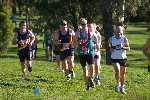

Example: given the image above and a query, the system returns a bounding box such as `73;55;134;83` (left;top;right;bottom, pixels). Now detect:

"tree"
101;0;113;65
0;0;13;54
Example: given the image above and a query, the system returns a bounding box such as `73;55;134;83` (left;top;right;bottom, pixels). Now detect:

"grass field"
0;24;150;100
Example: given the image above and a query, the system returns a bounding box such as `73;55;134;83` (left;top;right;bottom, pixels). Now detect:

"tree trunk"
102;0;113;65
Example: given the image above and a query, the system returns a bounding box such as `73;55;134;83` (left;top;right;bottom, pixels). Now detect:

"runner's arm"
28;30;35;45
122;37;130;51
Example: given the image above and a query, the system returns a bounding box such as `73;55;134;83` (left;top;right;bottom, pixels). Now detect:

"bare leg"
85;64;94;90
120;66;127;94
120;66;126;86
62;59;68;75
67;56;74;71
50;48;53;62
113;63;120;85
82;66;86;80
47;47;51;61
88;64;94;79
95;57;100;76
56;55;63;71
26;60;32;72
67;56;75;78
21;62;27;79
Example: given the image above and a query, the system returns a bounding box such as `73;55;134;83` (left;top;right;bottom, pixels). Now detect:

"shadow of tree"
0;55;18;59
126;30;149;35
127;57;146;69
130;44;143;51
0;81;15;87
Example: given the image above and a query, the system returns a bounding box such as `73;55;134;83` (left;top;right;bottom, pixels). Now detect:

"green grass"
0;24;150;100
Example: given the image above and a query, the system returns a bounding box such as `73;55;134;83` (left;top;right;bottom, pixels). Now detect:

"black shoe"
28;67;32;72
89;79;94;88
85;79;94;90
69;70;75;79
93;75;101;86
85;82;90;91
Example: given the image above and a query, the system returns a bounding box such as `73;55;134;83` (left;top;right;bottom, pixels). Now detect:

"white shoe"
95;80;101;86
120;86;127;94
21;74;27;80
48;57;51;61
115;85;121;92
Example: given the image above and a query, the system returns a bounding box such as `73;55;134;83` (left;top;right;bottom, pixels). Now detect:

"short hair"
60;20;67;25
116;22;123;27
19;21;26;27
80;18;87;24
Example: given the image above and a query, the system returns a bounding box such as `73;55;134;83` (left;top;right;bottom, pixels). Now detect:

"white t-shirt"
111;35;127;59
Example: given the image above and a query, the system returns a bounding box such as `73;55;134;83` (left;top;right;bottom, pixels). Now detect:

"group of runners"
12;18;131;93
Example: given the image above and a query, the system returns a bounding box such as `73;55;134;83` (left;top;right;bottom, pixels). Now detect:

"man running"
12;21;35;79
89;23;102;86
76;18;95;90
43;28;53;61
54;20;75;80
109;25;130;94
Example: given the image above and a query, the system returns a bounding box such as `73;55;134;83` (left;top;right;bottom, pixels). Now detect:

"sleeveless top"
92;33;101;56
58;30;71;43
58;30;72;50
17;30;29;41
78;31;94;55
17;30;29;48
111;35;127;59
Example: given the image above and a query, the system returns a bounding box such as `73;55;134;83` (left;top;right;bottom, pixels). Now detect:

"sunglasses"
61;23;67;26
81;24;86;26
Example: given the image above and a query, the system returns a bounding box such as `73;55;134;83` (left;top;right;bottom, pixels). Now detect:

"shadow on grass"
127;63;147;69
127;57;146;69
128;24;148;28
35;55;47;62
130;44;143;51
0;55;18;59
7;47;17;53
0;81;14;87
126;30;149;35
0;47;18;59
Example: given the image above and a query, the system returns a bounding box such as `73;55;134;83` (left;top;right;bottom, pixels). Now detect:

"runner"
43;28;53;61
76;19;95;90
12;21;35;79
89;23;102;86
54;20;75;80
109;25;130;94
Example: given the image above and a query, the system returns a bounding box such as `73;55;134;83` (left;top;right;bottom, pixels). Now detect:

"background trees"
0;0;13;54
0;0;150;59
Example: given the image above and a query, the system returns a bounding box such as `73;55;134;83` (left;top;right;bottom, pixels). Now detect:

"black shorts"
18;47;31;62
53;44;63;55
111;59;127;67
70;48;75;56
94;55;99;59
79;55;94;67
60;48;74;60
45;40;52;48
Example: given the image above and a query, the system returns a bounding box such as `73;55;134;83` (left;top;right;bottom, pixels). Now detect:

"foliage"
0;6;13;55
